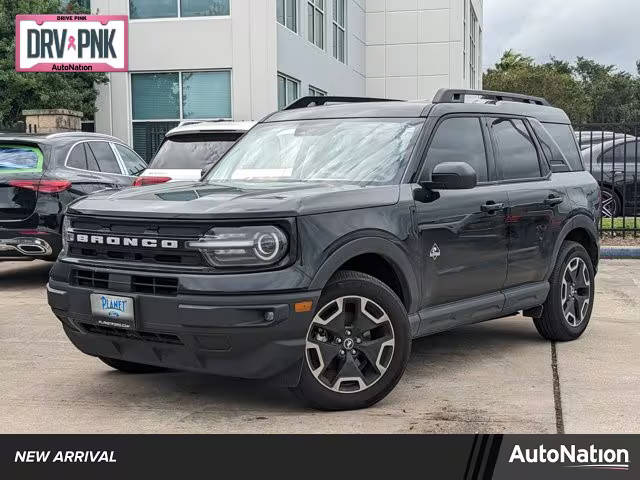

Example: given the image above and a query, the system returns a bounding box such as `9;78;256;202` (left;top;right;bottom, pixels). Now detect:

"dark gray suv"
48;90;600;410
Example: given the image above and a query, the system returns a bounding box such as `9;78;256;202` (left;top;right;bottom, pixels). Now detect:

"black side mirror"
421;162;477;190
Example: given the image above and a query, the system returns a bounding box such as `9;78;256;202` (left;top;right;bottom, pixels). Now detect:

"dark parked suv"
0;132;147;261
47;90;600;410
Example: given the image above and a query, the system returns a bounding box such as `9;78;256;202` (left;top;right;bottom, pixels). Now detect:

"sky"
482;0;640;75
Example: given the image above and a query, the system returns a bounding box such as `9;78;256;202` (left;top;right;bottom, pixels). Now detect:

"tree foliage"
0;0;108;126
484;50;640;125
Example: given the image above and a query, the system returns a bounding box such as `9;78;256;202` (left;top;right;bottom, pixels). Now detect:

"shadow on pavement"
0;261;52;289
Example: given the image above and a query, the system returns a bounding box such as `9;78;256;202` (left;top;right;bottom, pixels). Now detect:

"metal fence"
574;124;640;237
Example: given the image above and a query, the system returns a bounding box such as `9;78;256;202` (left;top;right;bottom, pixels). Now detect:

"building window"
129;0;230;20
463;0;467;80
277;0;298;32
309;85;327;96
469;5;478;89
307;0;325;49
332;0;345;62
277;73;300;110
131;71;231;159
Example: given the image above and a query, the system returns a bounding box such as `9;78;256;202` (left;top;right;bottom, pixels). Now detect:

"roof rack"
432;88;551;106
284;96;398;110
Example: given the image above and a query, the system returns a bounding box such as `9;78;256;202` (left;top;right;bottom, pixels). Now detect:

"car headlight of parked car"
186;226;289;268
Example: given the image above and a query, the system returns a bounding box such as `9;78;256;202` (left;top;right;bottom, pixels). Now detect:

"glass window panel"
333;0;337;21
491;118;541;180
315;10;324;47
67;144;88;170
129;0;177;19
426;117;488;182
287;79;299;104
543;123;584;171
87;142;121;174
132;121;180;161
131;73;179;120
115;144;148;175
286;0;297;31
307;3;314;43
181;71;231;119
338;28;344;62
338;0;344;25
181;0;229;17
278;75;287;110
277;0;285;24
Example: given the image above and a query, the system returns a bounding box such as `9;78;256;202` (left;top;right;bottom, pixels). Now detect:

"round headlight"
254;232;280;261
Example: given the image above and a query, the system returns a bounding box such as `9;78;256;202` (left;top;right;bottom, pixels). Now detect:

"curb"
600;247;640;259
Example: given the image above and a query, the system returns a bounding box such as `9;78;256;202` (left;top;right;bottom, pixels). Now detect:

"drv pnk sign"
16;15;128;72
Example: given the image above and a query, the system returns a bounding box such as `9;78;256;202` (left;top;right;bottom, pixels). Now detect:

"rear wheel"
534;241;595;341
295;271;411;410
99;356;168;374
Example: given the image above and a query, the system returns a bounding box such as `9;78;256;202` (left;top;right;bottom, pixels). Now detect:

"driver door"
414;116;508;311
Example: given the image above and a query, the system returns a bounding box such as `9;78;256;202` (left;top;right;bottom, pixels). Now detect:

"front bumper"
48;262;321;386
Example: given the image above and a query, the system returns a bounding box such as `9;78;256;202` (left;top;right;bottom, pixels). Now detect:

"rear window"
0;145;44;174
149;132;243;170
543;123;584;171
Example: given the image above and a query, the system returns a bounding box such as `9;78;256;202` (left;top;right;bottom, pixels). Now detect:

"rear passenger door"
489;117;565;289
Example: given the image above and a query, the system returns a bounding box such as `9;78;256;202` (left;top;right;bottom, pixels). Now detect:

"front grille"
73;269;109;289
72;269;179;296
132;276;178;296
81;323;183;345
68;217;210;268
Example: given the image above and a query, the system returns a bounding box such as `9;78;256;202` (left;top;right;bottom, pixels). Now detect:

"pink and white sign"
16;14;128;72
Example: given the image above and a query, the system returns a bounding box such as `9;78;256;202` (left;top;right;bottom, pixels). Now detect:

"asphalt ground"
0;260;638;433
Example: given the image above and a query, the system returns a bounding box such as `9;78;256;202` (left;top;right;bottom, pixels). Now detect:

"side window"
490;118;541;180
425;117;489;182
86;142;122;174
114;144;147;176
67;144;88;170
529;119;567;168
603;142;639;164
542;122;584;171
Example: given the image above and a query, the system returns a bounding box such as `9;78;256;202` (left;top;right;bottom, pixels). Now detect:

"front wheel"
534;241;595;341
294;270;411;410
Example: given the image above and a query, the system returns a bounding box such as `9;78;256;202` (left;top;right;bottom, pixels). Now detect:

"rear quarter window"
0;145;44;174
542;123;584;171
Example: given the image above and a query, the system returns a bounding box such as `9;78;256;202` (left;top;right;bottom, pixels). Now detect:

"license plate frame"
90;293;135;330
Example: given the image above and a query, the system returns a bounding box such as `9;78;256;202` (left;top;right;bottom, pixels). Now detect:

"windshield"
149;132;244;170
206;118;424;185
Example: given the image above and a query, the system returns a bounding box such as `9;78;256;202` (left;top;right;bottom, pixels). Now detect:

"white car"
135;120;256;185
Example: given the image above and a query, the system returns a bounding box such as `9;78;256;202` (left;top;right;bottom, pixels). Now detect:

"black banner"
0;434;636;479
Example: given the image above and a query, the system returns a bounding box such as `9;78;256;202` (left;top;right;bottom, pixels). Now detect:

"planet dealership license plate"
90;293;134;329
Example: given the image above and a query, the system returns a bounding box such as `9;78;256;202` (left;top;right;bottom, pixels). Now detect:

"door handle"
481;201;504;213
544;195;563;206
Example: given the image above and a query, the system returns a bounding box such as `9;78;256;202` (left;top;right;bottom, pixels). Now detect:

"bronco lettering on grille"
71;234;179;249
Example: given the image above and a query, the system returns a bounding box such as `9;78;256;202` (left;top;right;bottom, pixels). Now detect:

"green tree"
0;0;108;126
484;51;591;123
484;50;640;125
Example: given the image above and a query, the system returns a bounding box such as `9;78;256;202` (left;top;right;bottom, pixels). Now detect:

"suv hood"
67;181;400;219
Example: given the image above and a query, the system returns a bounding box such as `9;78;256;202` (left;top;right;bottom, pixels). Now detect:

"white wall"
92;0;277;143
276;0;366;97
365;0;482;101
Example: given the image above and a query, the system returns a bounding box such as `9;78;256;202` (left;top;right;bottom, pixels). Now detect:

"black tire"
294;270;411;411
600;186;621;218
534;241;595;341
99;356;168;374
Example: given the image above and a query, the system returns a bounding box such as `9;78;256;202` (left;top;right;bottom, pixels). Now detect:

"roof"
0;131;119;145
165;121;256;137
263;90;571;124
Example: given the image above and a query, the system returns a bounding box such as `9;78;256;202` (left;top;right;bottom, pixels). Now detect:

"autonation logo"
509;444;630;471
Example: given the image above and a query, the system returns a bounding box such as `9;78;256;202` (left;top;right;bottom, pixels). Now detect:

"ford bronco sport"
48;89;600;410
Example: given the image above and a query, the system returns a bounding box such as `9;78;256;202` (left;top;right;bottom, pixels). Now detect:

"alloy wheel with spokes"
561;257;591;327
305;296;395;394
601;189;619;219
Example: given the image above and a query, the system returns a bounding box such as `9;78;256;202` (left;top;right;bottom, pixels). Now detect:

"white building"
91;0;483;160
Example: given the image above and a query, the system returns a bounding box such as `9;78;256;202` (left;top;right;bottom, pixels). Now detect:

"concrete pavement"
0;260;637;433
